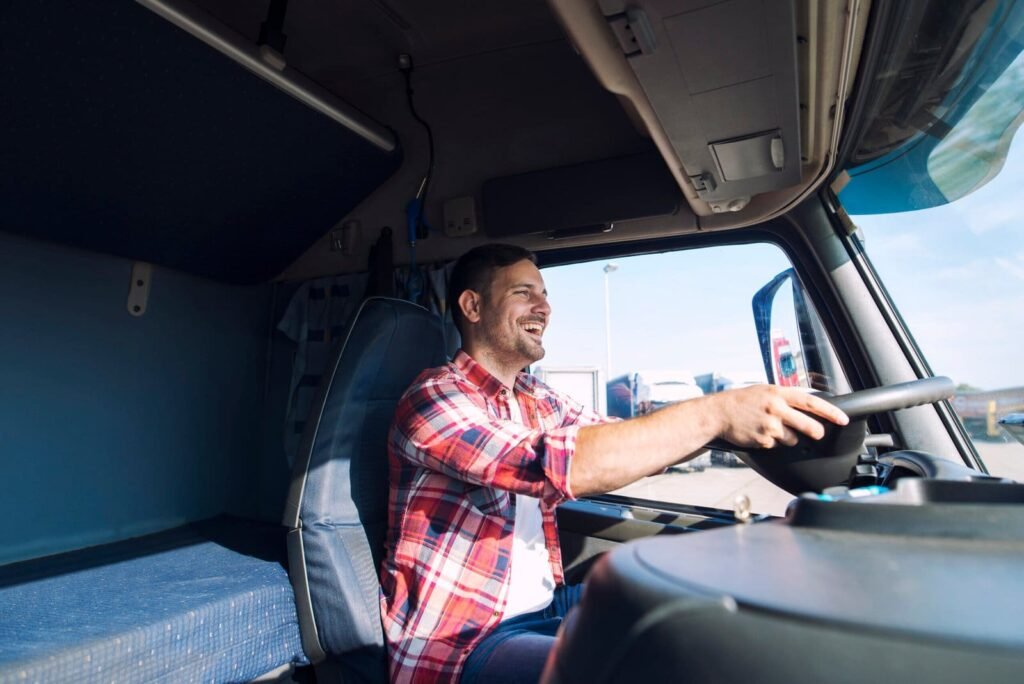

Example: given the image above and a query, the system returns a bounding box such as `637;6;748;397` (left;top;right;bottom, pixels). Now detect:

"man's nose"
533;294;551;316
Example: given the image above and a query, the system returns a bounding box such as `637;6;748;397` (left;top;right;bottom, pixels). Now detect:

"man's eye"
515;290;529;297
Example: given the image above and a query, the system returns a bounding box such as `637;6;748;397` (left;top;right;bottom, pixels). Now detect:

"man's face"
475;259;551;368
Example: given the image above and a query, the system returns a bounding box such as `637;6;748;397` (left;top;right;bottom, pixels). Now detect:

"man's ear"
458;289;483;325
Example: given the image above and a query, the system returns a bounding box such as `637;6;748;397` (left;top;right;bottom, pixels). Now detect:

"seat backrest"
283;297;447;682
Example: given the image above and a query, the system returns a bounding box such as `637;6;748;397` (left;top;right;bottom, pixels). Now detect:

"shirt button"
493;610;501;617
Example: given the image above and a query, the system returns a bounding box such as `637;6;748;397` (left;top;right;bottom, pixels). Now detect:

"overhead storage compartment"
599;0;803;213
0;0;400;284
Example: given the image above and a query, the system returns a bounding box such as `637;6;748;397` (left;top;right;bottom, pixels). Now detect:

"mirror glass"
766;280;808;387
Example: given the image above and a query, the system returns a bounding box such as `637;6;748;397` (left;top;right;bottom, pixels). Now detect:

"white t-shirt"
502;392;556;619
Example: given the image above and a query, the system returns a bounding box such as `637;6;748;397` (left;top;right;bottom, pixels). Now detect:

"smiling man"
379;244;848;683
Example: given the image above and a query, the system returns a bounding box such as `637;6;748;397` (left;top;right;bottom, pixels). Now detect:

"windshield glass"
840;0;1024;214
842;41;1024;479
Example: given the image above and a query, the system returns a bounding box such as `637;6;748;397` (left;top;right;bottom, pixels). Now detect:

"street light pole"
603;263;618;380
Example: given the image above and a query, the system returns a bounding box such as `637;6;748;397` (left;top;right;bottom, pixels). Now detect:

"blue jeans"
460;584;584;684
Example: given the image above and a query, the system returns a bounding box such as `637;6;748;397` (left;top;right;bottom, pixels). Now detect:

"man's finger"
785;390;849;426
779;405;829;441
778;425;800;447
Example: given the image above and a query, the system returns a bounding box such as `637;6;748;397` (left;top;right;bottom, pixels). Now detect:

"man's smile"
520;319;546;341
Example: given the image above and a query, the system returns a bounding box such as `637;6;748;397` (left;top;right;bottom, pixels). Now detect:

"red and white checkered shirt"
380;350;609;683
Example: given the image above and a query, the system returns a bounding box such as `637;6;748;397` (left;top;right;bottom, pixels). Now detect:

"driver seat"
283;297;447;682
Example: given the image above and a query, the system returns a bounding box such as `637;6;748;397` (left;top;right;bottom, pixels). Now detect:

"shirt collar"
453;349;537;399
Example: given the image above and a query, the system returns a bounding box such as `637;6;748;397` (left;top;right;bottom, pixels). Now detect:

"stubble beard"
514;331;545;365
480;313;545;370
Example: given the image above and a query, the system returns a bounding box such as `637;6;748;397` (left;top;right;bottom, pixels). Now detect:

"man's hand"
572;384;849;497
711;385;849;449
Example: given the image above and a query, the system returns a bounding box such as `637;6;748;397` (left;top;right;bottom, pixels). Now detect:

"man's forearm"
570;397;723;497
568;385;849;498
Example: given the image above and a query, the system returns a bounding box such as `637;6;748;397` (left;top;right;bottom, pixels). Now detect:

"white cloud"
934;258;990;282
859;229;927;256
995;253;1024;280
964;195;1021;235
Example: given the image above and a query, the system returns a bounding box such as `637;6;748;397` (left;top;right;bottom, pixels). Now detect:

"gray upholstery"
283;297;447;682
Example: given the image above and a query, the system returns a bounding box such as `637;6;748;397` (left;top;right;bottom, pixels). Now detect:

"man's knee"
461;631;556;684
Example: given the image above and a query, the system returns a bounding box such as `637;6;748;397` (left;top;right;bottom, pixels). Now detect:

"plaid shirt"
380;350;609;683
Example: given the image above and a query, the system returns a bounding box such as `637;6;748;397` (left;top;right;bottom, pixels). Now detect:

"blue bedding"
0;517;309;683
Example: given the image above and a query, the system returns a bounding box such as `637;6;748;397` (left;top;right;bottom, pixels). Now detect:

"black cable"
399;55;435;240
258;0;289;54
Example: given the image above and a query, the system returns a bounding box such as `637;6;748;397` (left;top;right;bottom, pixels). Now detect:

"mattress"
0;517;309;683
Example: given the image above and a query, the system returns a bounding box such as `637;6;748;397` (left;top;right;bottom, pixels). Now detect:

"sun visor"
482;152;682;238
601;0;802;213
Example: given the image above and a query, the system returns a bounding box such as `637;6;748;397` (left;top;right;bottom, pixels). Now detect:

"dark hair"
447;243;537;334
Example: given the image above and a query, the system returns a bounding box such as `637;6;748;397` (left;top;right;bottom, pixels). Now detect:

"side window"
539;243;847;516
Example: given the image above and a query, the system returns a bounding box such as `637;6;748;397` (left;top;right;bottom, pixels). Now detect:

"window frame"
537;192;975;513
825;191;989;473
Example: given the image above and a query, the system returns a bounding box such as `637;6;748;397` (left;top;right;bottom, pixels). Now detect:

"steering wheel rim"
826;376;956;420
709;376;956;495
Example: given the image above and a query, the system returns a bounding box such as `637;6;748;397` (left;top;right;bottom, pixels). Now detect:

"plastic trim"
136;0;396;152
287;528;326;664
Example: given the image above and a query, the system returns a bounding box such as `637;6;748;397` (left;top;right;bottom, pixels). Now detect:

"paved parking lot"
976;441;1024;480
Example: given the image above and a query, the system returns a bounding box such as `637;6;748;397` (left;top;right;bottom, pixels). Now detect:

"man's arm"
392;375;581;505
570;385;849;497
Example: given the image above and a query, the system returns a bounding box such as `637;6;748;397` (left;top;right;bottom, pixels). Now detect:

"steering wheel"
707;376;956;495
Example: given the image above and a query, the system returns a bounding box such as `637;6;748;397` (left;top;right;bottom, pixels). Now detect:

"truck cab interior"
2;0;1023;682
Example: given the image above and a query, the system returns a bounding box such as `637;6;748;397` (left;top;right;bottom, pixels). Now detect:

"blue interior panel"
0;232;273;565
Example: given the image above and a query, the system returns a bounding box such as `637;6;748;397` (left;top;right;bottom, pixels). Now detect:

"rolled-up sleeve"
390;377;579;506
554;387;615;430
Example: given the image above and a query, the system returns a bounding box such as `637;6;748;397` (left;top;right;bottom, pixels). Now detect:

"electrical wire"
400;56;435;242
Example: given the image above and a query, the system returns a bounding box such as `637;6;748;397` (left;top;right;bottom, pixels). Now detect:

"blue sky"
856;129;1024;389
540;243;789;385
540;129;1024;392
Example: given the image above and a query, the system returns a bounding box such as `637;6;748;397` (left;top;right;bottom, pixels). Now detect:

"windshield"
838;6;1024;479
839;0;1024;214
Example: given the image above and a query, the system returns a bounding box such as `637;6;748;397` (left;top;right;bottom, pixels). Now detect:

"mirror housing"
752;268;843;393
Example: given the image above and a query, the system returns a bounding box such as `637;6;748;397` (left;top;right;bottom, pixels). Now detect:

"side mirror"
1000;414;1024;447
752;269;845;393
753;269;804;386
